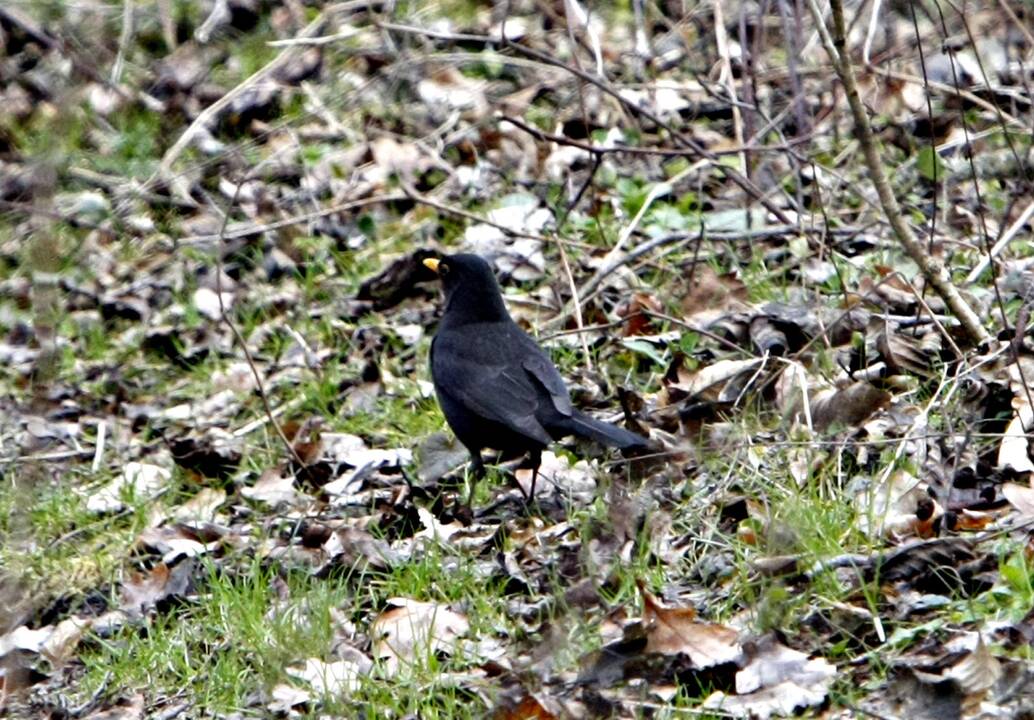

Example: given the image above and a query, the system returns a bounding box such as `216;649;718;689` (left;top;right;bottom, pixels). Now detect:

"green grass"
80;558;354;711
0;467;151;605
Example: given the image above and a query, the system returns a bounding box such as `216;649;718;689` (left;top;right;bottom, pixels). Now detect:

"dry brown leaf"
119;562;194;615
641;586;741;667
877;326;939;377
809;382;891;432
80;694;145;720
952;509;994;532
171;488;226;523
241;470;299;507
40;616;91;667
492;694;559;720
416;66;487;115
945;635;1001;696
679;266;749;324
673;358;765;402
369;136;427;183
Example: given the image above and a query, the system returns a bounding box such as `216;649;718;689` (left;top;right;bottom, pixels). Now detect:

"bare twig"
713;0;746;174
965;199;1034;284
111;0;133;84
805;0;991;345
210;175;306;470
554;154;604;370
494;23;797;224
500;113;812;157
178;193;408;244
156;5;348;182
91;420;106;474
400;184;547;243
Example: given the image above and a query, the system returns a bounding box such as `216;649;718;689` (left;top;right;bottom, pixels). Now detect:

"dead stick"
805;0;991;345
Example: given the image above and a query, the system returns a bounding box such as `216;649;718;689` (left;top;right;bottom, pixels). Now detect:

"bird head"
423;253;510;325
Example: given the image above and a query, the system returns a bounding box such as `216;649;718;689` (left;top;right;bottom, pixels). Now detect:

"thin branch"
211;174;307;471
426;19;798;225
805;0;991;345
400;184;547;243
178;193;408;244
965;199;1034;284
499;114;812;157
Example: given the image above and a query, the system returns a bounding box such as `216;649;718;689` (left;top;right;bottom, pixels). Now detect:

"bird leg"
468;452;486;479
525;449;542;502
466;451;486;505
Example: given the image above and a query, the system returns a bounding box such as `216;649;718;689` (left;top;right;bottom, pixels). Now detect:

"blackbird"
423;253;647;497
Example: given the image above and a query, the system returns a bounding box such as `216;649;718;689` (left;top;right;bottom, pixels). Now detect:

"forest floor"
2;0;1034;717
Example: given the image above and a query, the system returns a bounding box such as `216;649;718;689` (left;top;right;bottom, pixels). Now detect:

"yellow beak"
423;258;441;273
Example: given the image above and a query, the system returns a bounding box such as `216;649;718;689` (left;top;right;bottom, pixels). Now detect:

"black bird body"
424;253;647;486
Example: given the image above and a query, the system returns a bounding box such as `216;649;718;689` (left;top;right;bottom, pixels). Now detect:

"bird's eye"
439;263;450;276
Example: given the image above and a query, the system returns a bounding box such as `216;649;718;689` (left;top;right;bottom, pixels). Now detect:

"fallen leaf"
286;653;372;696
641;586;742;668
192;286;234;320
944;634;1001;695
370;598;469;676
80;694;145;720
87;462;172;513
704;636;836;718
120;561;196;616
242;470;299;507
0;625;53;656
41;616;92;666
171;488;226;523
997;407;1034;473
1002;482;1034;516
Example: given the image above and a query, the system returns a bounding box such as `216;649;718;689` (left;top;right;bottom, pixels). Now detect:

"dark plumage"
424;253;647;497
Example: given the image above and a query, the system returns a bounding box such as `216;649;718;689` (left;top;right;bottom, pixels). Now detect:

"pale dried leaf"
87;462;171;513
41;616;92;665
193;286;233;321
0;625;53;656
241;471;299;507
415;507;464;543
171;488;226;523
675;358;764;400
416;67;486;113
809;382;891;432
997;406;1034;473
267;683;311;713
735;638;836;694
855;470;939;538
514;451;595;500
945;635;1001;695
1001;482;1034;516
286;654;372;696
704;637;836;718
370;598;469;675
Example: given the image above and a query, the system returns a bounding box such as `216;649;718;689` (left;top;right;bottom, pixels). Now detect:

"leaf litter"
1;0;1034;717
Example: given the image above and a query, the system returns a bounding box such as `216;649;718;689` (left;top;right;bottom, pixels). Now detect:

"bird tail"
566;410;649;450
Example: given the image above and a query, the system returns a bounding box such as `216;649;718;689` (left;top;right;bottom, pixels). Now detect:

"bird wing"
521;352;573;417
431;331;554;446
